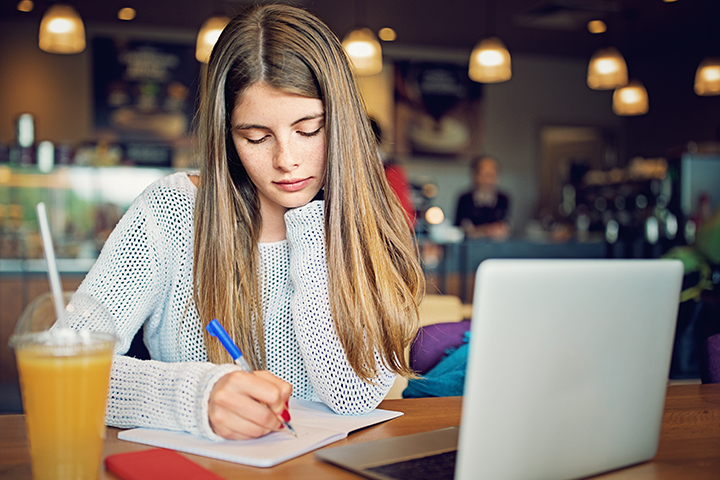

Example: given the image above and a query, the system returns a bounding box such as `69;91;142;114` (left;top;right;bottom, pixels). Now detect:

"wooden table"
1;384;719;479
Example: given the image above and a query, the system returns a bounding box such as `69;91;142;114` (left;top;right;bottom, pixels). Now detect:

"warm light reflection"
425;207;445;225
118;7;136;21
587;20;606;34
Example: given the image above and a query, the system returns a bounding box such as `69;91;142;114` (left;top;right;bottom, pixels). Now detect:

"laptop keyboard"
365;450;457;480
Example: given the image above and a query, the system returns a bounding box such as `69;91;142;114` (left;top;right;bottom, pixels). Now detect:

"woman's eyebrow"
234;113;325;131
291;113;325;127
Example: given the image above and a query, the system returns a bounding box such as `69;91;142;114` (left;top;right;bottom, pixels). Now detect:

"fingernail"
279;423;285;429
281;409;291;422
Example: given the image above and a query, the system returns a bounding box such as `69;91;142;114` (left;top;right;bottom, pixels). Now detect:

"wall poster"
393;60;483;160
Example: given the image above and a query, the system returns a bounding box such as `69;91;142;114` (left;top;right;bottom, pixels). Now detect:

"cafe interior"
1;0;719;411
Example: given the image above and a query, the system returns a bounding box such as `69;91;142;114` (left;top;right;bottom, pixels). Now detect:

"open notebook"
118;398;402;467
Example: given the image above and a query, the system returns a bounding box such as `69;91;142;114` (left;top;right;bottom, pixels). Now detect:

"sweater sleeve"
284;201;397;415
74;178;240;440
107;356;238;440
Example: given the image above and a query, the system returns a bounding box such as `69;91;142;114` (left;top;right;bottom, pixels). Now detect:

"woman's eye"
246;136;268;144
298;126;323;137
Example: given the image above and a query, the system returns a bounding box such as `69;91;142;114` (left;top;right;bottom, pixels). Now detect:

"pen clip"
206;319;242;362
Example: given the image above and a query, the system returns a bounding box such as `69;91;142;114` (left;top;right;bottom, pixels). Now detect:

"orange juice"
16;337;114;480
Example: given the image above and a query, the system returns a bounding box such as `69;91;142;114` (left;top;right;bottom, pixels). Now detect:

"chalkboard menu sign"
92;37;200;166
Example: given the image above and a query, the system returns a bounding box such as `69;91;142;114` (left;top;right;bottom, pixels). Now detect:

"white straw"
36;202;68;327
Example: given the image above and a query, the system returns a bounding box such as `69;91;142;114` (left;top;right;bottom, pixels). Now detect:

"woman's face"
231;82;327;218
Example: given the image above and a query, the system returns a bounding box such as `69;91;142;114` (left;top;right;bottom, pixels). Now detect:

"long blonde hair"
193;3;424;380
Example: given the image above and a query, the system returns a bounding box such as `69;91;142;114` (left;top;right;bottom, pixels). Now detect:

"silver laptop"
316;259;684;480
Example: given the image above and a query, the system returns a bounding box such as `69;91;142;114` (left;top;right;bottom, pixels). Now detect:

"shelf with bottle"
558;157;684;255
0;165;181;262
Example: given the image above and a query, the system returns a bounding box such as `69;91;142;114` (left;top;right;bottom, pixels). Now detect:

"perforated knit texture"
76;172;394;440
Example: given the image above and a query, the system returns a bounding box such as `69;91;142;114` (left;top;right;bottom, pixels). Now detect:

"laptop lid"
315;259;683;480
455;259;683;480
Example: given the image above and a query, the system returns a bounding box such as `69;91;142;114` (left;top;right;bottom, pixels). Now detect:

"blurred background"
1;0;719;391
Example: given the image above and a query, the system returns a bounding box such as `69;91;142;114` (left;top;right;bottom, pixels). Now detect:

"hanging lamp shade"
195;15;230;63
612;79;649;116
694;57;720;96
468;36;512;83
342;27;383;76
38;4;85;54
587;47;628;90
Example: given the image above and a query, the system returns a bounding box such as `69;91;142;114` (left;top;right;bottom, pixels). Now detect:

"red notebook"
105;448;224;480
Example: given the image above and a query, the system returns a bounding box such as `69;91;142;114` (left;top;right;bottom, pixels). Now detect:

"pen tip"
286;423;297;437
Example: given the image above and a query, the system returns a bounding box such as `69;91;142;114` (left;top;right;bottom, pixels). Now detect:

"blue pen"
207;318;297;437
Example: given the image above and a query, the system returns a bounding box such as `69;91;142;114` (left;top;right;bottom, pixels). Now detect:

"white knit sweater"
76;172;395;440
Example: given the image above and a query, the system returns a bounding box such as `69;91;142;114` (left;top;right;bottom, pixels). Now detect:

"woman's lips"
274;177;312;192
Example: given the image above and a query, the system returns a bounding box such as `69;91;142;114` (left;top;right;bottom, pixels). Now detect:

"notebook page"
117;399;403;468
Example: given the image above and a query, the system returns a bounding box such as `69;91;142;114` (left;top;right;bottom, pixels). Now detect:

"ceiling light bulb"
38;4;86;54
118;7;136;21
378;27;397;42
587;46;628;90
16;0;34;12
195;15;230;63
612;79;649;116
468;36;512;83
587;20;606;34
47;18;74;33
694;57;720;96
342;28;383;76
477;50;504;66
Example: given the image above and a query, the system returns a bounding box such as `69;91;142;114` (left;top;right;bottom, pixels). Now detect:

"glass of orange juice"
9;292;117;480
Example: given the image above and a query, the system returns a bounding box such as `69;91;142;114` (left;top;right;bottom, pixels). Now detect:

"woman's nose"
274;142;300;171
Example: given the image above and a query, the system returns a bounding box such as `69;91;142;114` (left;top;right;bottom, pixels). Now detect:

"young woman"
75;4;424;440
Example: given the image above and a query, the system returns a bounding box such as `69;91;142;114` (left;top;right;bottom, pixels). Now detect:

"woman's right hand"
208;370;292;440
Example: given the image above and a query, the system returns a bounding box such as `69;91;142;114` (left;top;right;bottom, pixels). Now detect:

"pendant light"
342;0;382;76
468;37;511;83
586;2;627;90
468;0;511;83
342;28;383;76
612;79;649;116
587;47;628;90
38;3;86;54
196;15;229;63
609;8;646;116
694;57;720;96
